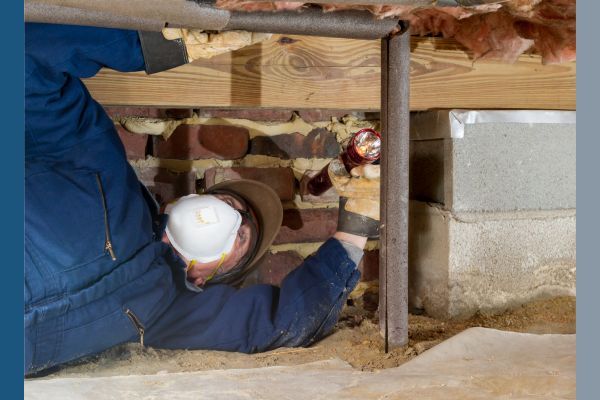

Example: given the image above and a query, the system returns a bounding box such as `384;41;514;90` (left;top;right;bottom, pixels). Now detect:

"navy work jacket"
24;23;360;375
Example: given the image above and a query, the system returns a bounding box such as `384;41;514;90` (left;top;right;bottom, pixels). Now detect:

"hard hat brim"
206;179;283;286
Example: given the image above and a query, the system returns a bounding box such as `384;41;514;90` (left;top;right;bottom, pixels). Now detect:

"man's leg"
25;24;156;374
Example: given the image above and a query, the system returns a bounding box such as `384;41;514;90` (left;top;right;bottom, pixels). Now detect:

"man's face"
163;193;257;286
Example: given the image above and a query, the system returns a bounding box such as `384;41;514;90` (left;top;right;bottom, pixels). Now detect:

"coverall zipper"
125;308;145;348
95;173;117;261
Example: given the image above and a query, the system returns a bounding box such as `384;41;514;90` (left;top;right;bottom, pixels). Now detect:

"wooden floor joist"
84;35;576;111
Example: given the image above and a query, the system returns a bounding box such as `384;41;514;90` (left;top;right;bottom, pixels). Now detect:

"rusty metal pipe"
379;27;410;350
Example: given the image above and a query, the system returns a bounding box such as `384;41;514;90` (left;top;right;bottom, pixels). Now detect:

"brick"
299;170;339;203
154;125;249;160
203;167;296;201
243;251;304;287
105;107;193;119
135;167;197;207
249;128;340;159
274;208;338;244
197;109;295;122
115;124;148;160
358;250;379;281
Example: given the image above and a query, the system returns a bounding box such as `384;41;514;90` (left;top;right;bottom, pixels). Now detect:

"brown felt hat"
206;179;283;285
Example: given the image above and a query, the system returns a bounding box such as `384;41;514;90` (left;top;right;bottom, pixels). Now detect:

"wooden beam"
84;35;576;111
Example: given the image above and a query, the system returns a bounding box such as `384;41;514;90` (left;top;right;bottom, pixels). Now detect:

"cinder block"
274;208;338;244
449;122;575;211
249;128;340;159
408;201;576;319
154;124;249;160
409;110;576;212
115;125;148;160
203;167;296;201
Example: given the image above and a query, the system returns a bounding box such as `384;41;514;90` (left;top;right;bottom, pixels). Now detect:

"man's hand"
162;28;271;60
329;159;380;238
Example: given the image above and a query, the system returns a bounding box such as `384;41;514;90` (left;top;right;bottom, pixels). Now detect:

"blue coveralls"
25;23;361;375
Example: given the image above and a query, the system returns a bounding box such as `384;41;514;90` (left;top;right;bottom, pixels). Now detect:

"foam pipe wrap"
226;8;400;39
25;0;401;39
266;0;503;4
25;0;232;32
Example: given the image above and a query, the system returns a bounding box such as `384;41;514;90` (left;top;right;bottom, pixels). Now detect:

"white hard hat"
164;194;242;263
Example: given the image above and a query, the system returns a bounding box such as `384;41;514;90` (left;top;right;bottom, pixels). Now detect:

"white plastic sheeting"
411;109;576;140
24;327;576;400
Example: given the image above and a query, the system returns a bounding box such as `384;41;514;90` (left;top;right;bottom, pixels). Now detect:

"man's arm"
144;164;379;352
145;236;362;352
26;24;150;159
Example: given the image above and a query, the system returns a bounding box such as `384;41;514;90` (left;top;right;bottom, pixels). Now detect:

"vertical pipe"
379;26;410;349
379;35;390;350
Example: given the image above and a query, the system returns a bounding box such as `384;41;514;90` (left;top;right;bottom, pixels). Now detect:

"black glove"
337;197;380;238
328;160;380;238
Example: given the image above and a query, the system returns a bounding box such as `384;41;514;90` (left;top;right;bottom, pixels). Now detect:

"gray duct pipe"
25;0;401;39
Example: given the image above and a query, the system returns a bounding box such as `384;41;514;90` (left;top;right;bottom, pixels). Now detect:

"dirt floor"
44;294;575;378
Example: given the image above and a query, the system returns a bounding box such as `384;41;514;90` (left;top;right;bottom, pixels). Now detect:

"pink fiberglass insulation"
214;0;576;64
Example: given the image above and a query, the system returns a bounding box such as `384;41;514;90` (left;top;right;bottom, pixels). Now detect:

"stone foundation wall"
108;107;576;318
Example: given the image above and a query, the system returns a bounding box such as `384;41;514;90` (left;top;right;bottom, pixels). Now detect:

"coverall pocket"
26;166;111;272
57;307;140;369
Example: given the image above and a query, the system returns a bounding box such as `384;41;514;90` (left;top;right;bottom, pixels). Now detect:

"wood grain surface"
84;35;576;111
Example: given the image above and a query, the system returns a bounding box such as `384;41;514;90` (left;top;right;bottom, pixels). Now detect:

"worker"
25;23;381;375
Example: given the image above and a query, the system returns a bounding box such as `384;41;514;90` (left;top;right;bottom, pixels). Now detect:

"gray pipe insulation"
265;0;502;5
225;8;400;39
25;0;505;39
25;0;509;38
25;0;401;39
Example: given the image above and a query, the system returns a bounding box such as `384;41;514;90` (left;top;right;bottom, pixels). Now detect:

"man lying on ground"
25;23;380;375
